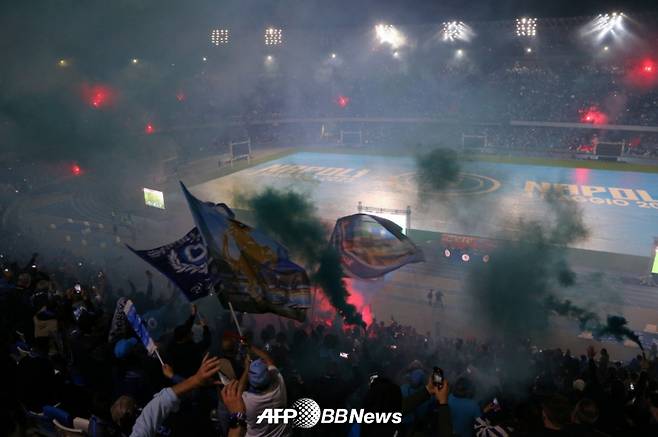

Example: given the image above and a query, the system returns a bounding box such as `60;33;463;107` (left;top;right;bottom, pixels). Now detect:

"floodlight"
210;29;230;45
441;21;471;42
265;28;283;46
516;17;537;37
584;12;625;41
375;24;405;49
131;58;139;64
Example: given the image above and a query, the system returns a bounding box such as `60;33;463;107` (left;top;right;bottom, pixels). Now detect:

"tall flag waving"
128;228;214;302
180;182;311;321
331;213;425;278
127;203;234;301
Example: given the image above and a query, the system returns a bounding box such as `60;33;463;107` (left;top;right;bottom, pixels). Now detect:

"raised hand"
162;363;175;380
221;381;246;414
192;353;222;387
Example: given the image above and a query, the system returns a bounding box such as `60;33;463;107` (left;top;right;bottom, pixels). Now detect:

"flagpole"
154;348;165;366
227;301;243;338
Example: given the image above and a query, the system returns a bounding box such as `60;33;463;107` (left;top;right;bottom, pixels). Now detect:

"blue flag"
128;228;215;302
122;299;157;356
180;182;311;321
127;203;234;301
331;213;425;278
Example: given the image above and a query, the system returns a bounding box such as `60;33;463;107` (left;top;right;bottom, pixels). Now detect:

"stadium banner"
331;213;424;278
180;182;311;321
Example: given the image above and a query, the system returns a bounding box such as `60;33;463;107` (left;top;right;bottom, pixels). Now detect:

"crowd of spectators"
2;250;658;437
166;55;658;158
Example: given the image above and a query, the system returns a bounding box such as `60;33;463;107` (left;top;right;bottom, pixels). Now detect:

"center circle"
394;172;500;196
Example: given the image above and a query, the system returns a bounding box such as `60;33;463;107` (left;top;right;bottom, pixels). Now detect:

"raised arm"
249;345;275;367
130;354;221;437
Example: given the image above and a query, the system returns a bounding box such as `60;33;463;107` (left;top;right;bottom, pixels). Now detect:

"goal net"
595;141;625;158
228;138;252;166
340;130;363;146
461;134;487;150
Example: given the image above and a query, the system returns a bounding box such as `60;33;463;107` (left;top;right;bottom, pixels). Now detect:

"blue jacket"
448;394;481;437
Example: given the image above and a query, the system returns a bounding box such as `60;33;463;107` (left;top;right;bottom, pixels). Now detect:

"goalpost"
461;134;488;150
219;138;252;168
340;130;363;146
595;141;625;161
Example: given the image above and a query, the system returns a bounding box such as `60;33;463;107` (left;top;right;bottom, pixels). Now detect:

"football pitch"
191;150;658;258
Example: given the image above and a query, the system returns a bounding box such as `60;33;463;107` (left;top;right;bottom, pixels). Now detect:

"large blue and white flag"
180;182;311;321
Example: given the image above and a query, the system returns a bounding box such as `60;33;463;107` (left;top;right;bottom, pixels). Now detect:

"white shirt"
242;366;291;437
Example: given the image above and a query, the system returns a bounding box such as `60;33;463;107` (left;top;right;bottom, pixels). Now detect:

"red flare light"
311;279;374;328
580;106;608;125
71;164;82;176
145;123;155;134
640;59;656;75
82;84;113;109
626;58;658;88
337;95;350;108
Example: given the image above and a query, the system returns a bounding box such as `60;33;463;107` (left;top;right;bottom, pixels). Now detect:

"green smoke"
415;148;461;192
544;295;599;331
243;187;365;327
595;315;643;350
244;188;325;261
467;189;589;336
546;297;642;350
469;188;643;349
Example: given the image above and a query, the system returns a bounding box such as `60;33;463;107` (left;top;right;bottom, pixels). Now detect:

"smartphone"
432;367;444;388
630;383;635;391
74;284;82;292
339;352;349;359
493;397;499;406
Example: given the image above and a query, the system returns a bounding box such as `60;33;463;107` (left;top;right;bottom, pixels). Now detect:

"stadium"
2;1;658;436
